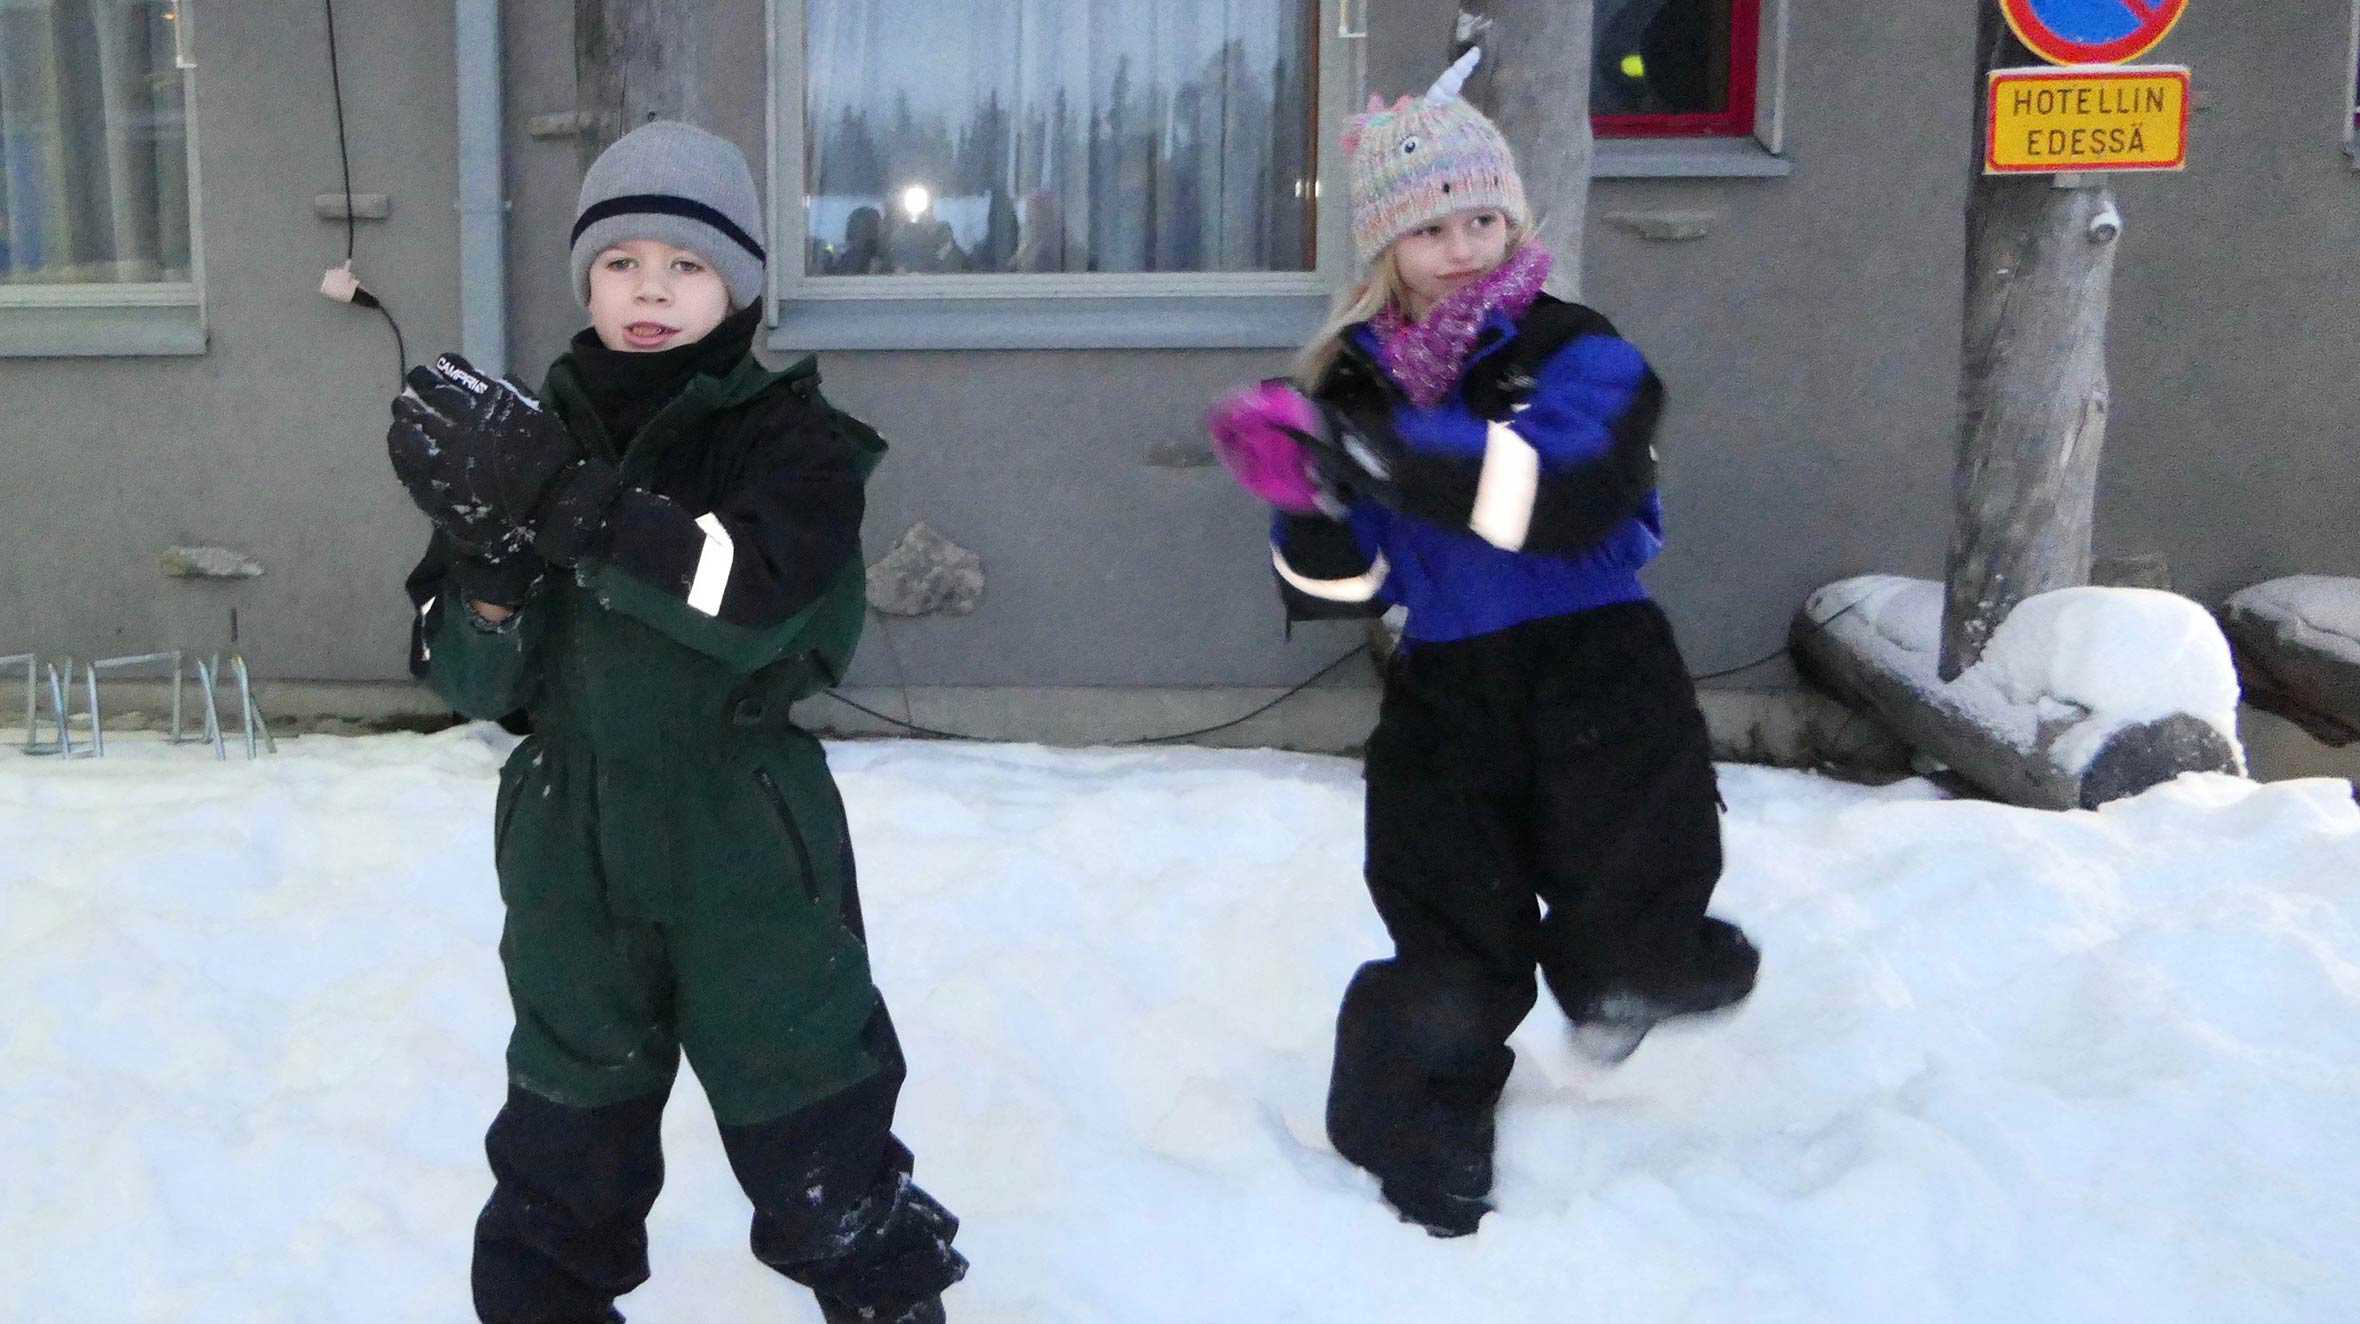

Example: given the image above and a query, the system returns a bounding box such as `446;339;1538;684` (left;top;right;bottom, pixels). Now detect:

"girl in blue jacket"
1208;52;1758;1238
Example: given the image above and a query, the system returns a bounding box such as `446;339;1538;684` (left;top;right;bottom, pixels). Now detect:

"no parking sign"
2002;0;2188;66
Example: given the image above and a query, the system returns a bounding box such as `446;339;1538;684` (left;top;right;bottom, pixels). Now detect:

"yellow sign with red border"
1985;65;2189;174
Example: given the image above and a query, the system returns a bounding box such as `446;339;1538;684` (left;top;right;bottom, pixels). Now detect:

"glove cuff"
451;550;546;612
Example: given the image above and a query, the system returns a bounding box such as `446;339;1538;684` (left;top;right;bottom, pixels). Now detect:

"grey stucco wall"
2099;0;2360;599
4;0;458;680
5;1;2356;710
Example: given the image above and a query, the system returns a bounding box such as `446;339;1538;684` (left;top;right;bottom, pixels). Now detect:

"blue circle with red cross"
2002;0;2187;66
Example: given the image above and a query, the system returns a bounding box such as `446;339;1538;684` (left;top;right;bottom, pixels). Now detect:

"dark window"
1592;0;1760;139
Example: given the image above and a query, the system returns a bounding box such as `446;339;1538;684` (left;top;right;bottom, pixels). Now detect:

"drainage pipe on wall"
454;0;506;376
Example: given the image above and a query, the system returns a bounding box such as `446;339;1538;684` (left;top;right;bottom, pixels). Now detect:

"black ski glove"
1293;397;1658;555
526;456;628;569
1277;399;1419;517
387;354;582;562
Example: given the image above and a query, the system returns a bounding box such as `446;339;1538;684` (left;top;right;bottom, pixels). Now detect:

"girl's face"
587;239;732;352
1391;208;1512;321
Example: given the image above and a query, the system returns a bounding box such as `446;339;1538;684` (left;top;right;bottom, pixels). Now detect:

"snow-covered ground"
4;730;2357;1323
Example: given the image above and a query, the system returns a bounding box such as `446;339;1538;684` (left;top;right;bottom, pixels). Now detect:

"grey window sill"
0;302;208;357
1593;137;1794;179
769;293;1330;351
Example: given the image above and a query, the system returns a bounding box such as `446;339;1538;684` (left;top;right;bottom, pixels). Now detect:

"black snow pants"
472;1004;965;1323
1325;600;1747;1232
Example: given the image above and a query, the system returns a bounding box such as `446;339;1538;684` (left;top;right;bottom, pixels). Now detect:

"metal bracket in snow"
14;649;277;761
179;652;275;760
2;654;44;753
227;654;276;759
23;660;95;758
86;651;216;756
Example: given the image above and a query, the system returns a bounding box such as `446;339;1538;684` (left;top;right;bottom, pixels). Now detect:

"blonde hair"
1290;222;1530;392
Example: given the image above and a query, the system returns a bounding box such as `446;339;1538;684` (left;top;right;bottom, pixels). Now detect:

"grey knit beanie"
570;121;767;308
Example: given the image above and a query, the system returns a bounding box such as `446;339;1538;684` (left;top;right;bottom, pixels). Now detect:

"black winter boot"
1565;917;1759;1064
1326;962;1514;1236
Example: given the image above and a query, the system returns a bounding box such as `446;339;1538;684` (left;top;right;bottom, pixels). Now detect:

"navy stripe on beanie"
572;193;768;264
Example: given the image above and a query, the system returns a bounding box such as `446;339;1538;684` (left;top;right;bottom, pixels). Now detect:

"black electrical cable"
1140;642;1372;744
372;301;407;385
324;0;407;390
813;642;1374;746
815;594;1875;748
323;0;356;262
811;692;997;744
1686;595;1870;683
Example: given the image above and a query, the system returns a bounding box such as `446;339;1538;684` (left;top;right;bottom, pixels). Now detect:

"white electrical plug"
320;259;383;309
320;260;363;303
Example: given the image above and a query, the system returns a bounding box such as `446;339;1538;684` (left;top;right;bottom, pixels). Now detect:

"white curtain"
804;0;1314;276
0;0;191;285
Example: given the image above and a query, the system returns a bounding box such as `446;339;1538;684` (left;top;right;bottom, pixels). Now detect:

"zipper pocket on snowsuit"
752;767;821;903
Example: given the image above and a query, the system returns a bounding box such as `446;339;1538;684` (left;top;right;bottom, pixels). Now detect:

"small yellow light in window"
1620;52;1646;81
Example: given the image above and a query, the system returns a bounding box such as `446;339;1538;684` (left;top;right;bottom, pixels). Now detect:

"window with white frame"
0;0;195;288
1593;0;1760;138
778;0;1338;311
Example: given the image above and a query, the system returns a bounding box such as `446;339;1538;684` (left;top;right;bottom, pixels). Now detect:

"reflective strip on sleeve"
1468;420;1540;552
1270;546;1389;603
685;513;736;617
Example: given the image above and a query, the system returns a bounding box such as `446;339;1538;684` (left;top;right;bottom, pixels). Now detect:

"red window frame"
1593;0;1762;139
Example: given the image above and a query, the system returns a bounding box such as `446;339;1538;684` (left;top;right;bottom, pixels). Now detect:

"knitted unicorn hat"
1343;48;1530;268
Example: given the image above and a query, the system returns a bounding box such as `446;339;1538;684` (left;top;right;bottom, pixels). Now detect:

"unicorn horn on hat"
1424;46;1481;105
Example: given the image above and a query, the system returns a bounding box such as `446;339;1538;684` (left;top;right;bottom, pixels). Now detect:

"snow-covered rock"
2220;576;2360;745
1796;576;2243;807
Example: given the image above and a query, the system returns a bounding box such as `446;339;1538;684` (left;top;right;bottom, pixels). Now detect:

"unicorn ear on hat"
1424;46;1481;105
1341;93;1388;152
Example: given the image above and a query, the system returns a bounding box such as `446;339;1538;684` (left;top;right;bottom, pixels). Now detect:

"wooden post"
1940;6;2122;680
1454;1;1594;299
575;0;703;169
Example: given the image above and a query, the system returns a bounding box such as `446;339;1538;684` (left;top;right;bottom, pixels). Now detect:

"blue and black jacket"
1272;295;1667;645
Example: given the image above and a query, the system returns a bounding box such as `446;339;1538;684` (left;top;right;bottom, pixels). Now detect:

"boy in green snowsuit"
389;121;965;1324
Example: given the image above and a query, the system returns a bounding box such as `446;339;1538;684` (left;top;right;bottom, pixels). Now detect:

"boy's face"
587;238;733;352
1392;207;1512;321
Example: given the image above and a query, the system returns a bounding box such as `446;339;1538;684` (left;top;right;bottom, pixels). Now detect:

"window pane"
0;0;193;286
1593;0;1733;116
804;0;1317;277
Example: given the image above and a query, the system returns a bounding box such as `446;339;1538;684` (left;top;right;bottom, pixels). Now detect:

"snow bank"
6;731;2359;1322
1807;576;2243;775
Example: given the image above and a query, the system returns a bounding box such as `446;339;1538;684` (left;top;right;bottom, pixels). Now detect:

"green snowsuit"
409;334;964;1322
411;348;883;1124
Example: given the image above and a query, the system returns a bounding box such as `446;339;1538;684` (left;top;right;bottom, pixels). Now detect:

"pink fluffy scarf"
1368;240;1553;408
